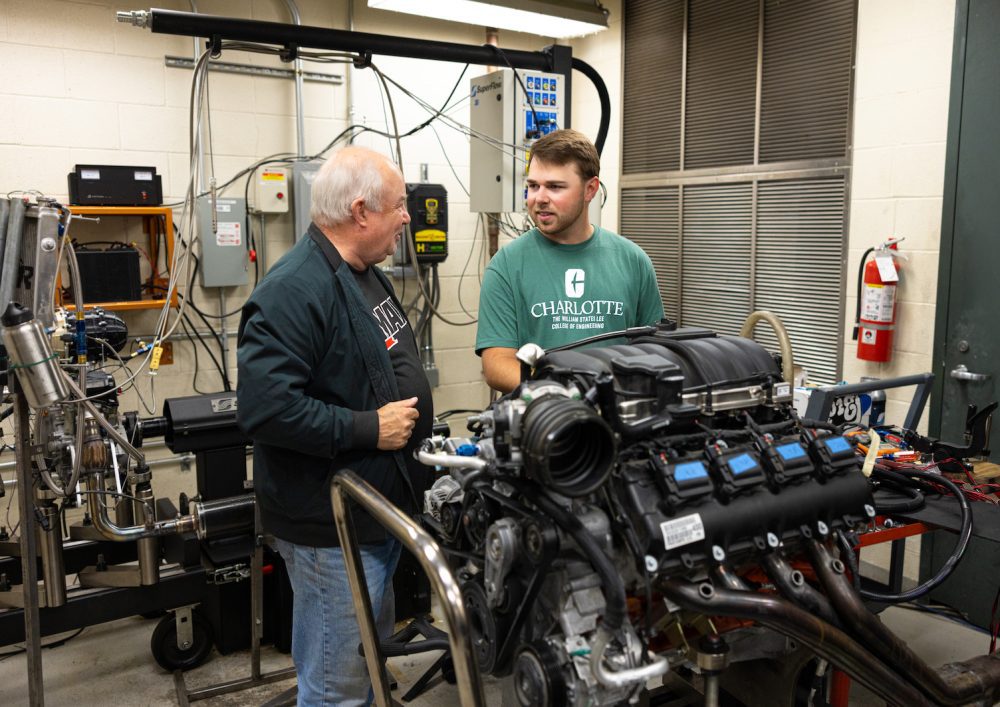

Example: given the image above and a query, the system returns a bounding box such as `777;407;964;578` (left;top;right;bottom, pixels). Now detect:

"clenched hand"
377;397;420;450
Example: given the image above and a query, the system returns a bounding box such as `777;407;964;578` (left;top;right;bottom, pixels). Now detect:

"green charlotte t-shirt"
476;226;664;353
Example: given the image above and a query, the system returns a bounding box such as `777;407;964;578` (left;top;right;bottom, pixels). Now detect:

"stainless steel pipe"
330;469;485;707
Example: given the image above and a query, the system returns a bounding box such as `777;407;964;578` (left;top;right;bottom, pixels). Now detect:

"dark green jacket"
237;225;416;546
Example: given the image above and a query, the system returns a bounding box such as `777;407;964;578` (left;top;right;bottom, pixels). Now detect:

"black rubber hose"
872;482;925;513
862;467;972;603
572;57;610;156
506;478;626;631
853;246;875;340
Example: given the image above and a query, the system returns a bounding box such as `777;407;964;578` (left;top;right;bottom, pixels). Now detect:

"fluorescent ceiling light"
368;0;609;39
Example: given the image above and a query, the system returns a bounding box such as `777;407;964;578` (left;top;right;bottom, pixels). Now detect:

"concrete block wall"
842;0;956;433
0;0;579;515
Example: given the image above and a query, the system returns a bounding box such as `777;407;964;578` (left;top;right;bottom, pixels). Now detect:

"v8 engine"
419;326;879;706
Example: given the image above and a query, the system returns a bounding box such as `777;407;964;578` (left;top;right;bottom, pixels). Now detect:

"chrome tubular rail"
330;469;485;707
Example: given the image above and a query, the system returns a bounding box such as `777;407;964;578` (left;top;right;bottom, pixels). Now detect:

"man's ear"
350;197;367;226
584;176;601;203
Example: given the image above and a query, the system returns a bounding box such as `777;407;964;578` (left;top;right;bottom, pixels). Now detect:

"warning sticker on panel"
861;283;896;322
216;221;242;246
660;513;705;551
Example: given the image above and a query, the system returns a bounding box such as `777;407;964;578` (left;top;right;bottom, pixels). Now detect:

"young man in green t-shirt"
475;129;664;393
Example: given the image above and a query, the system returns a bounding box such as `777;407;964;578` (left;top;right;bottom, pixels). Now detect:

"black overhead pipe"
145;8;553;69
125;8;611;155
810;540;1000;706
658;579;930;707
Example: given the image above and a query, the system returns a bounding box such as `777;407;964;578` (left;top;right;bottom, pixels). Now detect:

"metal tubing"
330;469;485;707
1;196;25;311
62;374;145;465
810;540;1000;705
0;197;10;280
86;473;197;541
147;8;552;70
14;393;44;705
133;483;160;585
760;552;841;629
657;579;929;707
803;372;933;432
36;500;67;608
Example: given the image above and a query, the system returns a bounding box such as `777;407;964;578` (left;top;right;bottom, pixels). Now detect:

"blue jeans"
274;536;401;707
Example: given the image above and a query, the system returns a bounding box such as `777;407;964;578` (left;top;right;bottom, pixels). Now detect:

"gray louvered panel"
681;183;752;335
753;177;846;384
684;0;758;169
760;0;855;163
621;186;681;321
623;0;684;174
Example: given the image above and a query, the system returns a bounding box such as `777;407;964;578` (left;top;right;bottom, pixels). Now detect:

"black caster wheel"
150;609;214;671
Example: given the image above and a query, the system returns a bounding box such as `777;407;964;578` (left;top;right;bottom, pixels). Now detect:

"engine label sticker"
661;513;705;551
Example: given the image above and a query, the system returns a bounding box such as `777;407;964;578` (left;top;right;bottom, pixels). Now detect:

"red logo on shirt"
371;296;407;351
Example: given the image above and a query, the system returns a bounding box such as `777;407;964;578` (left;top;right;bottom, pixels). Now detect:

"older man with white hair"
237;146;433;705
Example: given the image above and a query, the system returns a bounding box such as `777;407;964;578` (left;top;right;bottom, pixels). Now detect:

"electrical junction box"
292;161;324;241
197;196;249;287
470;68;564;213
253;168;289;213
395;183;448;266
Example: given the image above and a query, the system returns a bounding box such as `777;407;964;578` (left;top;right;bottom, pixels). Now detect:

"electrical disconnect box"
395;183;448;266
197;197;249;287
470;68;564;213
253;168;289;213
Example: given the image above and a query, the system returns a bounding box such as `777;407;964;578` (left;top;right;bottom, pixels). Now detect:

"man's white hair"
309;147;397;228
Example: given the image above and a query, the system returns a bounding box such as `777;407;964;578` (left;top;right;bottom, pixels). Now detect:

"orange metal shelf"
64;205;179;312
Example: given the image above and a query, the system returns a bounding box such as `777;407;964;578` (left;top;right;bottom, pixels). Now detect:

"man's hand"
377;397;420;450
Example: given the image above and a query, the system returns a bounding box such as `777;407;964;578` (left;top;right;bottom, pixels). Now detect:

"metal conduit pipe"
280;0;306;157
657;578;930;707
810;540;1000;705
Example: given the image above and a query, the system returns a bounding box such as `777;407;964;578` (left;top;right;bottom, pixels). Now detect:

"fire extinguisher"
854;238;905;362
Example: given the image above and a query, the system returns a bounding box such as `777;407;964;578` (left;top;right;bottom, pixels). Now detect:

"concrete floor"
0;573;989;706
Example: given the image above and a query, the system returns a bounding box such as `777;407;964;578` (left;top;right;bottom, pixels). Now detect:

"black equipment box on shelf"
68;164;163;206
74;247;143;303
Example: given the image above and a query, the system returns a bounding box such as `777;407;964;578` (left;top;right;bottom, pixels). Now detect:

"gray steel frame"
803;372;935;432
330;469;484;707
